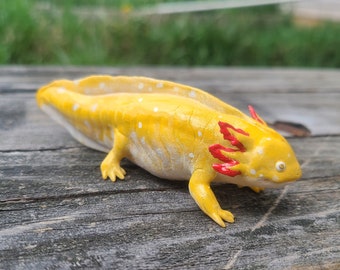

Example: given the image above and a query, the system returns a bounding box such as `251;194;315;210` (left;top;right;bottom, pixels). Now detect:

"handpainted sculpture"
36;76;302;227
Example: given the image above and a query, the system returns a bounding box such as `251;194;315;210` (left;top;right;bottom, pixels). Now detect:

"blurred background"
1;0;339;67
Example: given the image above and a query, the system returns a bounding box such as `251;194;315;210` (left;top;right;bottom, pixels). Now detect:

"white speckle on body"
99;82;106;90
84;88;92;95
156;82;163;88
130;131;138;141
259;174;264;178
57;87;66;94
138;83;144;90
73;104;80;111
155;148;165;160
288;153;291;158
189;90;196;98
140;137;146;145
138;122;143;128
198;131;202;137
148;87;153;92
250;169;257;175
173;87;179;92
266;138;272;141
138;97;143;103
188;153;194;159
91;104;98;112
257;147;264;155
272;175;279;181
153;107;159;112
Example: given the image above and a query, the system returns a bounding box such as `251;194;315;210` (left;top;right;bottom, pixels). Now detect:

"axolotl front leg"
101;129;128;181
189;156;234;227
189;167;234;227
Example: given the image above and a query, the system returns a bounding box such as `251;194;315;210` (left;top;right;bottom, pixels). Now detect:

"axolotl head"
209;106;302;189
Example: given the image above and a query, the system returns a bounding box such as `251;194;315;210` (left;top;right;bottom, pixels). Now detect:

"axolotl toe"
36;76;302;227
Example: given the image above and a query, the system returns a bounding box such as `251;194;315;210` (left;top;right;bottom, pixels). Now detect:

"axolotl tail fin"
36;84;111;153
37;76;248;119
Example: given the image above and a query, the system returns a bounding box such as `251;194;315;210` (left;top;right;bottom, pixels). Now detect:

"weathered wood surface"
0;66;339;269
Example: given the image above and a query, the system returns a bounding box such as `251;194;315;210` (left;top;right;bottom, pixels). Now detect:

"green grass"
1;0;340;67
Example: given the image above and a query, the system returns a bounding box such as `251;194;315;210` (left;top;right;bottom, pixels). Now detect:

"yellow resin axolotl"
36;75;302;227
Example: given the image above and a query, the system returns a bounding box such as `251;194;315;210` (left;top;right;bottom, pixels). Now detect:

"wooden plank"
0;66;339;269
1;145;339;269
1;66;340;94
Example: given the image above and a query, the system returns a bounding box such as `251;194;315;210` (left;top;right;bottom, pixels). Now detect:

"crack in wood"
0;89;37;94
0;187;185;205
224;186;289;269
0;146;81;153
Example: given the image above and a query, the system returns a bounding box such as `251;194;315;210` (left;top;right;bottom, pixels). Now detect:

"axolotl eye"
275;161;286;172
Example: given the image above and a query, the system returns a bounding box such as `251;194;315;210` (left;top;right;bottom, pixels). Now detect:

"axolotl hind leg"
189;169;234;227
101;129;128;182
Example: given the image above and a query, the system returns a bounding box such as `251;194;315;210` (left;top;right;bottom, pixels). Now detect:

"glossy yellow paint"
37;76;302;227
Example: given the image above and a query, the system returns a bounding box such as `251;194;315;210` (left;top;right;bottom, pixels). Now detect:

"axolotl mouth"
247;176;296;189
213;173;297;189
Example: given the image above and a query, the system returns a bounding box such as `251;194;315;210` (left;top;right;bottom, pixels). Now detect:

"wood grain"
0;66;339;269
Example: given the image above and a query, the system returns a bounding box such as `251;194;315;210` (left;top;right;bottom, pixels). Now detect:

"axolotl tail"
36;84;113;152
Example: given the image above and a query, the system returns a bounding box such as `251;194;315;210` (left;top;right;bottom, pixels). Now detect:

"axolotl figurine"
36;76;302;227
